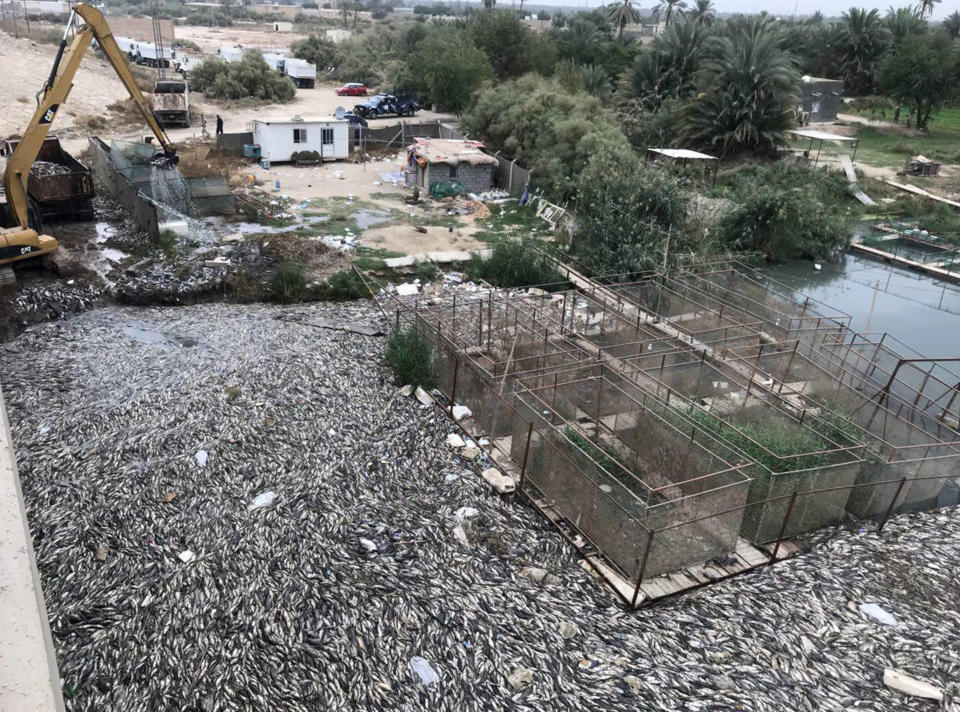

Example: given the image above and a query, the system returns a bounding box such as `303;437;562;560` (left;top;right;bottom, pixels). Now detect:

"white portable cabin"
218;45;244;63
283;58;316;88
251;118;350;162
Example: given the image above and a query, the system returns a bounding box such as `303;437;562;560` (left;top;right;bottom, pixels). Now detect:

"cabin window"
293;128;307;143
321;128;334;144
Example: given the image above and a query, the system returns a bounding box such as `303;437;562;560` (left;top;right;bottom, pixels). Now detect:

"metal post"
631;530;655;607
517;422;534;493
877;478;907;533
769;491;798;563
550;372;559;424
449;359;459;415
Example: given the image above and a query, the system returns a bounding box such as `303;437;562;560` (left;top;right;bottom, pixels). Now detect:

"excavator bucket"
150;151;179;169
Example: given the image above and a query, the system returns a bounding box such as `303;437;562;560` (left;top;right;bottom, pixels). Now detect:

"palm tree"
606;0;642;38
689;0;715;25
652;0;687;26
624;20;709;109
886;5;926;46
838;8;888;95
679;16;799;156
944;10;960;39
580;64;613;96
916;0;939;18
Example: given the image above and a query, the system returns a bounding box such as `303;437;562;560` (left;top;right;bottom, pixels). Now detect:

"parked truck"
136;41;174;68
284;57;316;88
3;136;95;221
152;79;190;128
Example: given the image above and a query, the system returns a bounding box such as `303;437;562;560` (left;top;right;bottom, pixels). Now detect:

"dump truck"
3;136;95;221
284;58;316;88
152;79;191;128
136;41;174;69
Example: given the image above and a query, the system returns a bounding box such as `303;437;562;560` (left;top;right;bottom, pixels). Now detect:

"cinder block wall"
430;163;493;194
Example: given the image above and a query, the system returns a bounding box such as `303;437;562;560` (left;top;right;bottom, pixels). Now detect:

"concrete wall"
0;385;66;712
88;138;160;241
217;132;255;155
426;162;494;195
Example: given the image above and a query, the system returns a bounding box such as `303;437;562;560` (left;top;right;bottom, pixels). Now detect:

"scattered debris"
178;550;196;563
521;566;560;587
446;433;466;448
482;467;516;494
859;602;898;626
195;450;208;467
414;386;433;406
451;405;472;421
508;667;534;690
460;446;480;461
162;491;178;503
558;621;579;639
94;544;108;562
883;669;943;701
248;491;277;511
409;656;439;686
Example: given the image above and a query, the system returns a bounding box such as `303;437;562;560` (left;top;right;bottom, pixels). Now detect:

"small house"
406;138;497;195
799;76;844;123
273;21;294;32
251;117;349;162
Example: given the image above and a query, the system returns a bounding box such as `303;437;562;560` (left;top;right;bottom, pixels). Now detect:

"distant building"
251;117;350;162
799;76;844;123
273;20;294;31
406;138;497;195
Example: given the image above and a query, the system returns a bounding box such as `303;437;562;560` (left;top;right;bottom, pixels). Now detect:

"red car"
335;83;368;96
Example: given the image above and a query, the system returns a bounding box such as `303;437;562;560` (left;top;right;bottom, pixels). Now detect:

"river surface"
759;253;960;357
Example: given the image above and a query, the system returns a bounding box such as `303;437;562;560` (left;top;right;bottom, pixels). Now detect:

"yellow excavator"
0;2;178;267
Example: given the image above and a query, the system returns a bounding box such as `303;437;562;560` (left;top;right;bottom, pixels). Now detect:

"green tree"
410;28;492;113
838;8;888;95
606;0;641;38
877;31;960;130
574;146;689;273
463;74;628;198
290;34;339;69
679;17;798;156
470;10;534;78
622;20;709;110
689;0;715;25
944;11;960;40
652;0;687;26
885;6;926;47
917;0;939;18
190;51;296;102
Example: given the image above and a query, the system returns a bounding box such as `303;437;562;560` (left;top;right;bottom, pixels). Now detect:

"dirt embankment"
0;32;132;138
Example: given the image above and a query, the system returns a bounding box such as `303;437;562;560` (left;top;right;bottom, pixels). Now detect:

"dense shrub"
574;146;689;274
190;52;295;103
713;162;854;261
467;239;565;289
269;262;308;302
323;269;367;299
384;326;433;387
463;74;628;199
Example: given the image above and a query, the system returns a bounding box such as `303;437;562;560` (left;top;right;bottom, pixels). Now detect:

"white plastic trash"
453;506;479;523
248;491;277;511
195;450;208;467
178;550;195;563
410;656;439;686
859;602;898;626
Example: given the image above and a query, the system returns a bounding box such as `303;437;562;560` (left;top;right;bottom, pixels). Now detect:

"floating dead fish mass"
2;300;959;711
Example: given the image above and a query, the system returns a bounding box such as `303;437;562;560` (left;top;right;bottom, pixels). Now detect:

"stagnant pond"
759;253;960;357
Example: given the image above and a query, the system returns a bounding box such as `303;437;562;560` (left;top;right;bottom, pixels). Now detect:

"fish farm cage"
364;261;960;601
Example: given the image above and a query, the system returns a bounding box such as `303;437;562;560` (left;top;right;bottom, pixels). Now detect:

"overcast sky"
542;0;951;22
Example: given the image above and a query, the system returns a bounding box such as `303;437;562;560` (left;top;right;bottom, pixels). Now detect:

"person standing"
216;114;224;135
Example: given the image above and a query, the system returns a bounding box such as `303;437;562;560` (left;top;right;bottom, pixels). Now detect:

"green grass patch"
466;239;566;289
384;326;433;387
850;125;960;170
269;261;308;302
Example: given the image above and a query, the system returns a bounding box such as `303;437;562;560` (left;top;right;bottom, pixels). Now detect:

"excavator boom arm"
2;3;176;229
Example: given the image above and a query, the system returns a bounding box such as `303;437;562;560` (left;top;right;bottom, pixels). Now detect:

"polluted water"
2;299;960;712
